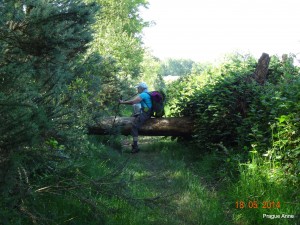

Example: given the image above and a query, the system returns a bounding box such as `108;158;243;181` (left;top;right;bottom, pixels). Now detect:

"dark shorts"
131;110;152;137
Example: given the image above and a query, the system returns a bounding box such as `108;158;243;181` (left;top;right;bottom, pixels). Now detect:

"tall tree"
88;0;149;79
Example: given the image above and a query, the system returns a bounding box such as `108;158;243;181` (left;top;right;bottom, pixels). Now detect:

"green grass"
109;137;299;225
2;137;298;225
104;137;230;225
225;151;299;225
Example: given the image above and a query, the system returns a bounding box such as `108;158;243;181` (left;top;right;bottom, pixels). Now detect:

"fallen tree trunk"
88;117;194;137
89;53;271;137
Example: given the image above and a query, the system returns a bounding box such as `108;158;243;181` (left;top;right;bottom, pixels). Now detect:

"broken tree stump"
88;117;194;137
253;52;270;85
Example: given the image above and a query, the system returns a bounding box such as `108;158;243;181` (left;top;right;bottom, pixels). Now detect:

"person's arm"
119;95;142;105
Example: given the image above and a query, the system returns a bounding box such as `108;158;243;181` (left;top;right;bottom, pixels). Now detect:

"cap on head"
135;82;148;89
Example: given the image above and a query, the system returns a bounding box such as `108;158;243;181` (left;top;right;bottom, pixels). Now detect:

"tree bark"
253;52;270;85
88;117;194;137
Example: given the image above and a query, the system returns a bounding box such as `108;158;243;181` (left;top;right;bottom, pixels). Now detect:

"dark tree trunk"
88;117;194;137
253;52;270;85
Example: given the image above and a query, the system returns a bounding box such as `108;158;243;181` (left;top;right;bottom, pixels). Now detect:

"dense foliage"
0;0;99;219
0;0;98;169
87;0;148;79
83;0;152;116
167;53;300;185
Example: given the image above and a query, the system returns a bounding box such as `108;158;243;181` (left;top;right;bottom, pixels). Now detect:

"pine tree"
0;0;98;186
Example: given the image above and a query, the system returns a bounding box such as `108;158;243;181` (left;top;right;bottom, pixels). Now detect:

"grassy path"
111;137;300;225
108;137;232;225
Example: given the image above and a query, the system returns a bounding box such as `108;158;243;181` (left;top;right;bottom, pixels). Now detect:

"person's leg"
131;110;151;153
131;118;139;145
133;136;138;147
131;116;142;153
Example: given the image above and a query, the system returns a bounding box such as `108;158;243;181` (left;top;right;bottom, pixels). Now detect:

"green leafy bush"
167;53;300;186
168;53;258;148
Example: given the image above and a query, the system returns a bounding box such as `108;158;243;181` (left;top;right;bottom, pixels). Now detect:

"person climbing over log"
119;82;152;153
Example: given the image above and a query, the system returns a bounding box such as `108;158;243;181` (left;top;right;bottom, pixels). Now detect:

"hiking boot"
131;145;140;154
